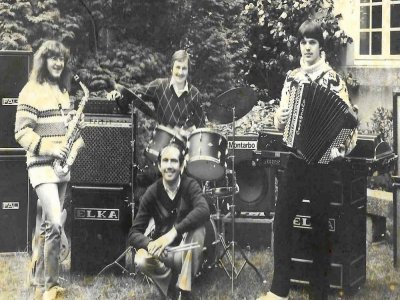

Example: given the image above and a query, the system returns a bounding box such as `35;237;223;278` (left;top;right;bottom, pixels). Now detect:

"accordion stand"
215;107;266;293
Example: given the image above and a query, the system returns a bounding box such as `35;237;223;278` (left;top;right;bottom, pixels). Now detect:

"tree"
242;0;352;100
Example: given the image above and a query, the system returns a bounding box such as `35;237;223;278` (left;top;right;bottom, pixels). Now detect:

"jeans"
31;182;67;291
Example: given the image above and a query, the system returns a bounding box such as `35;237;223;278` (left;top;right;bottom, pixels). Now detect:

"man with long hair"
15;40;84;300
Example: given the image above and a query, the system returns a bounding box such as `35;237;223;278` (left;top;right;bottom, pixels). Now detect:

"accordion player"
282;81;358;164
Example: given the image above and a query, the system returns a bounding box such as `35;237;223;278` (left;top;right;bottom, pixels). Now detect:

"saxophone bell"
53;159;70;177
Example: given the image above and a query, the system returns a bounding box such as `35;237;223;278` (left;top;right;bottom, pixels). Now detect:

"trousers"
31;182;67;291
270;157;338;300
134;226;206;297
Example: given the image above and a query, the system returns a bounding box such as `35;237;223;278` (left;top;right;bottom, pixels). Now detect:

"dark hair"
297;20;324;49
30;40;72;91
157;143;185;165
170;49;190;70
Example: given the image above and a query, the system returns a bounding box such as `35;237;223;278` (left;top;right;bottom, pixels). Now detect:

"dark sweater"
118;78;205;128
128;175;210;249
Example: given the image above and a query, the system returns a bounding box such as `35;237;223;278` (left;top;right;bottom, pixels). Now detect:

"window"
356;0;400;64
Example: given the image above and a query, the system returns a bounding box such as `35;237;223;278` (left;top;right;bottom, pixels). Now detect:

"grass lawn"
1;241;400;299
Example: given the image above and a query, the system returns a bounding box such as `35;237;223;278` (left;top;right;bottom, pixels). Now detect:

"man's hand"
147;227;178;258
330;144;346;161
275;106;290;126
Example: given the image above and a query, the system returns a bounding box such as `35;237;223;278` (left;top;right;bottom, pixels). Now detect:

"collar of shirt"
163;176;181;200
169;78;189;98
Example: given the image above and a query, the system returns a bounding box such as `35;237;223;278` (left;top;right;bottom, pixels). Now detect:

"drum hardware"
96;246;136;277
206;89;265;293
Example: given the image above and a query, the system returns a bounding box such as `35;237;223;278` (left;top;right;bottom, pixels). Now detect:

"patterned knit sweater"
15;81;72;169
274;57;358;158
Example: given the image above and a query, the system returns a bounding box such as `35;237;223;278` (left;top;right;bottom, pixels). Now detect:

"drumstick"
165;242;200;253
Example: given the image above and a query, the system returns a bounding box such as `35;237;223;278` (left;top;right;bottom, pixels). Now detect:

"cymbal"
206;87;257;124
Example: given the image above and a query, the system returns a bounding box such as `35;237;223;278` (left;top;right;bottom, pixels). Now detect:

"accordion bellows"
283;82;358;164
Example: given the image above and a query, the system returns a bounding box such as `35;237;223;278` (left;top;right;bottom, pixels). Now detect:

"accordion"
283;82;358;164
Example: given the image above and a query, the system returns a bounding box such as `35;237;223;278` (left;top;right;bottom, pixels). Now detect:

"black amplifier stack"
253;129;397;293
70;100;135;274
0;51;35;253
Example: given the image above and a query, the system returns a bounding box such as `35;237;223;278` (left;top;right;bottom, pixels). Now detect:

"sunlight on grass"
1;243;400;299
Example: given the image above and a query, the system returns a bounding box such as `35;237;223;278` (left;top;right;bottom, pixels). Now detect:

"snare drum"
187;128;227;181
145;125;186;163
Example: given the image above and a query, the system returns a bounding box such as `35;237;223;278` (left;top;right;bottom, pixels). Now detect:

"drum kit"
142;87;265;288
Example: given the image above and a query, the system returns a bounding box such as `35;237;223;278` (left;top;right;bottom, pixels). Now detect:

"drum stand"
211;107;266;293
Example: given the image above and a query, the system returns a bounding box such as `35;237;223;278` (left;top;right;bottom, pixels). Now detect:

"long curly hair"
30;40;72;92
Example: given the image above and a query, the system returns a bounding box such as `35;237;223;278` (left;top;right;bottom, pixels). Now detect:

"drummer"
107;49;206;138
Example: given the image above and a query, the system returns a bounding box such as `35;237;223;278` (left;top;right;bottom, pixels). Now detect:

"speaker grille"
71;125;132;185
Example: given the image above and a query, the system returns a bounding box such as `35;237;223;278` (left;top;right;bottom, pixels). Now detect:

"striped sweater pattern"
15;81;72;169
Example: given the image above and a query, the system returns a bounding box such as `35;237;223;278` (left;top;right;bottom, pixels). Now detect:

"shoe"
42;286;65;300
33;287;44;300
257;291;288;300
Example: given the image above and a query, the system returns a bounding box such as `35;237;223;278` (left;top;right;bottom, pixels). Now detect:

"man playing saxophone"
14;40;85;300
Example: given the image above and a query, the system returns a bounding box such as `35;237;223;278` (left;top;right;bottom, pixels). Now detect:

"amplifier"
71;115;133;185
75;98;123;115
224;135;275;214
289;165;367;292
0;51;32;150
70;185;131;274
0;154;35;252
227;134;258;163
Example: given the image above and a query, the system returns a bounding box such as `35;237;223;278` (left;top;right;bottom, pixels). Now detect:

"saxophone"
53;75;89;176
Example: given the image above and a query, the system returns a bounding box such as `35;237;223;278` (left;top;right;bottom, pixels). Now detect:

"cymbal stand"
217;106;266;293
96;246;135;277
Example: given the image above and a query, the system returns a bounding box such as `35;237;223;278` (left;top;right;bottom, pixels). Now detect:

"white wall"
334;0;400;132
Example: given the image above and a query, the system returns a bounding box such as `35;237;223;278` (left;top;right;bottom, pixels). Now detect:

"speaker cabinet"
71;120;132;185
70;185;132;274
0;51;32;150
223;212;273;249
289;164;367;292
227;135;275;214
0;154;35;252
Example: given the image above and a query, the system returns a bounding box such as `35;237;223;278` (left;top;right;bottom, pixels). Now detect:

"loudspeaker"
0;51;32;150
223;212;273;249
70;185;131;274
289;163;367;292
71;121;132;185
0;154;35;252
227;135;276;213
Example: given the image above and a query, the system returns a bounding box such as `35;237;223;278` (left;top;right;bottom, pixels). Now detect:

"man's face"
171;59;189;85
158;146;182;184
300;37;321;66
46;55;65;80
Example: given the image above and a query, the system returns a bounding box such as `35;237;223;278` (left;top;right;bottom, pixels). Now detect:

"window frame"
354;0;400;66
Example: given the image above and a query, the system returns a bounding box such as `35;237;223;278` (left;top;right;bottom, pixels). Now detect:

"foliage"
241;0;353;100
0;0;81;50
359;106;393;148
183;0;249;102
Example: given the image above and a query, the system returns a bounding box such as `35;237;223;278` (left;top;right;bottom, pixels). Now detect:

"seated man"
128;143;210;299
